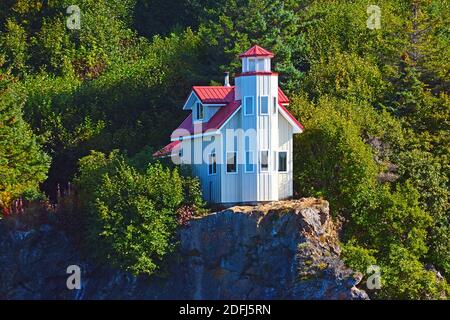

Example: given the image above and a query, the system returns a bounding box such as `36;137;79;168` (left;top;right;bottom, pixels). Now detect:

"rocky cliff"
0;198;368;299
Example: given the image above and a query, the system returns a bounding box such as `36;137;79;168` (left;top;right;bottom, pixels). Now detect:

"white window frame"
278;151;288;173
256;58;265;71
248;58;256;72
244;150;255;173
226;151;238;174
260;96;269;115
208;152;217;175
244;96;254;116
195;102;204;121
260;150;269;172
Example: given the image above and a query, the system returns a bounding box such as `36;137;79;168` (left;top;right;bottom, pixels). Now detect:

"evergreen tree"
0;74;50;209
390;55;427;117
193;0;310;92
405;0;449;92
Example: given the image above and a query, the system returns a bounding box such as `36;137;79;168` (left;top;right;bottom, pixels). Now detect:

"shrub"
378;245;449;300
75;150;204;275
342;240;378;275
0;83;50;210
290;95;450;298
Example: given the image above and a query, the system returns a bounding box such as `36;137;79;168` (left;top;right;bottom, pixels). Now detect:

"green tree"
0;0;137;77
290;95;449;298
193;0;309;92
303;51;386;104
18;29;205;197
379;245;449;299
395;149;449;277
133;0;195;37
75;151;204;275
0;19;28;75
0;80;50;209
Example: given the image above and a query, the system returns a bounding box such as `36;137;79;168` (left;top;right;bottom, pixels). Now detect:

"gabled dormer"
182;86;235;124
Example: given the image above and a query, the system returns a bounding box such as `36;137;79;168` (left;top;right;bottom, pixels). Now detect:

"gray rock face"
0;199;368;300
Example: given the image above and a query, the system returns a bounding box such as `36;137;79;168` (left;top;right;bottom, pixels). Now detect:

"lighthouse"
154;45;303;204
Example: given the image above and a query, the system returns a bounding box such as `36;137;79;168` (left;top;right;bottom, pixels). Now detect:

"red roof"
172;100;241;139
152;140;181;157
239;45;274;58
193;86;234;104
192;86;287;104
167;86;301;141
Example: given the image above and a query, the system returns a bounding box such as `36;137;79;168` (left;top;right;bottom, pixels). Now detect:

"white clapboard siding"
183;135;222;203
220;108;242;203
174;47;300;205
278;113;293;199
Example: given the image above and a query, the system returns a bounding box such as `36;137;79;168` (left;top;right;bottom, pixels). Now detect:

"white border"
260;96;269;115
226;151;238;174
260;150;269;172
208;151;217;175
277;151;287;172
243;96;254;116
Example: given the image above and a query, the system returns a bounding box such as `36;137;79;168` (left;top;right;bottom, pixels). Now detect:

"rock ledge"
0;198;368;300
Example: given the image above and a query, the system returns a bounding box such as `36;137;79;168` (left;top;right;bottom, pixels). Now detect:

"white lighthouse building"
154;45;303;204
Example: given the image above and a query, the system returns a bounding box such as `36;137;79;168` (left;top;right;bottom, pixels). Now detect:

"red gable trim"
278;87;289;104
173;86;298;140
278;102;304;132
153;140;181;158
239;45;274;58
171;100;241;140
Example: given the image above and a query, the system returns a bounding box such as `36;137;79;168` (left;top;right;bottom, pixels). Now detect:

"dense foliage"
0;0;448;298
0;72;50;208
74;151;204;275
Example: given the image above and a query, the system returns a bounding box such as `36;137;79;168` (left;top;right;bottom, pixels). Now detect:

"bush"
290;95;450;298
378;245;449;300
0;82;50;210
342;240;378;275
291;97;379;215
75;150;204;275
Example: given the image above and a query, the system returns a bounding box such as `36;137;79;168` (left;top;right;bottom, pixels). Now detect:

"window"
245;151;254;173
208;152;217;175
278;151;287;172
248;58;256;72
256;58;265;71
196;102;204;121
260;150;269;172
226;152;237;173
178;148;183;158
244;96;254;115
260;96;269;115
273;97;277;114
